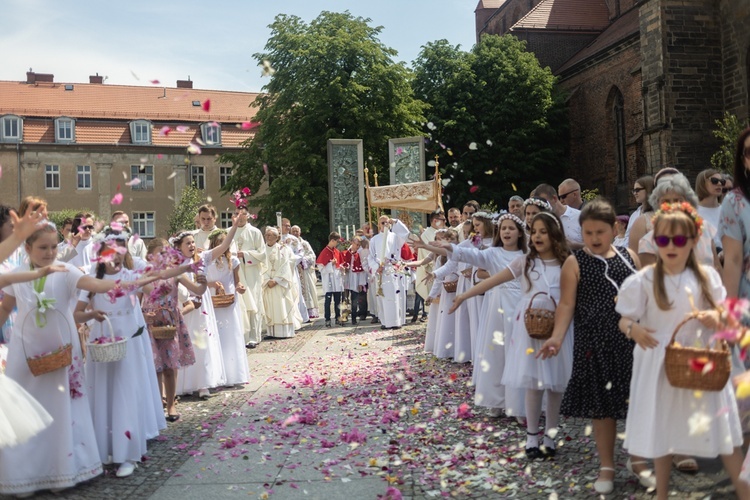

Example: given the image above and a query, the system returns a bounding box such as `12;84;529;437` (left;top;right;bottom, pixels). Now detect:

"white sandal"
626;458;656;489
594;467;615;494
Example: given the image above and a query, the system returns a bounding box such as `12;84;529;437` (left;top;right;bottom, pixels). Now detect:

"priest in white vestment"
233;209;267;347
262;227;301;338
291;225;320;319
367;216;410;329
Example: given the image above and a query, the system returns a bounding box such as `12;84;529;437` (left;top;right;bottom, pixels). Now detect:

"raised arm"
0;210;45;264
448;267;514;314
209;213;248;262
0;265;67;289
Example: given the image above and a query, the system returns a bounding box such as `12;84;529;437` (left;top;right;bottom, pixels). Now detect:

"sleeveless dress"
560;247;636;419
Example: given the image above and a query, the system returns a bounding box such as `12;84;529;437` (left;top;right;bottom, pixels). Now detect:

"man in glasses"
367;215;411;329
68;212;97;270
534;183;584;248
557;179;584;210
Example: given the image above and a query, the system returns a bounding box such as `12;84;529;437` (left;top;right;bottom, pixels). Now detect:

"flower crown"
652;202;704;236
523;197;552;212
231;187;252;209
495;213;524;227
208;228;226;240
169;231;193;247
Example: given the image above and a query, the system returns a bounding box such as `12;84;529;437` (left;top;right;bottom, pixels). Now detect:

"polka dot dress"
560;247;636;420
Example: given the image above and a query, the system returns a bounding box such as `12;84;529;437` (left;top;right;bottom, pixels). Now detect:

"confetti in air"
111;193;123;205
202;100;211;112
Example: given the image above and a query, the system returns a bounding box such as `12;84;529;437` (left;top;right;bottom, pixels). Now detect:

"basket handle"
668;313;729;352
528;291;557;309
19;308;73;361
95;315;115;343
150;306;177;324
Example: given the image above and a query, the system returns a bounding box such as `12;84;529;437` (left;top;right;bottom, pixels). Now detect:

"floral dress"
141;277;195;372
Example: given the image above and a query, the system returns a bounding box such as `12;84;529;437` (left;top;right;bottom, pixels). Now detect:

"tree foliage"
412;35;568;209
166;184;204;237
711;112;749;173
220;11;426;248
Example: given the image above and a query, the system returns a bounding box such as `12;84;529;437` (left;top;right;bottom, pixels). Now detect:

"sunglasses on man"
559;188;579;201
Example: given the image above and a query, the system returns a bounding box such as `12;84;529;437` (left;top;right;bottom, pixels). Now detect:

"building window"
132;212;155;238
219;212;233;229
613;90;627;184
201;122;221;145
55;117;75;143
130;165;154;190
220;166;232;189
191;165;205;190
1;115;22;142
77;165;91;189
45;165;60;189
130;120;152;144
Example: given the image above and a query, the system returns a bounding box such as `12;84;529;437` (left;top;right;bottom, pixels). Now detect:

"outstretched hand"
447;295;464;315
40;264;68;277
12;209;46;241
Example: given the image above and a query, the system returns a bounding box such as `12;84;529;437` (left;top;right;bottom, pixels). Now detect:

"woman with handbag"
615;203;746;500
450;212;572;461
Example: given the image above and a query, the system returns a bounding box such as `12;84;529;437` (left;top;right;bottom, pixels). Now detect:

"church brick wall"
719;0;750;122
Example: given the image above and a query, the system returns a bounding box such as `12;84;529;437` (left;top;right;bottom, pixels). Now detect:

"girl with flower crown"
450;211;573;461
0;222;159;496
418;213;526;417
615;203;747;500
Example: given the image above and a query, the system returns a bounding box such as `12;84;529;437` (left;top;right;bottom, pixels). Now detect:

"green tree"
220;11;426;248
711;112;749;173
166;184;204;237
412;35;568;208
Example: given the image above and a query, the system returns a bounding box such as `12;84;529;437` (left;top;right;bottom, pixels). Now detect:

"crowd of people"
1;127;750;498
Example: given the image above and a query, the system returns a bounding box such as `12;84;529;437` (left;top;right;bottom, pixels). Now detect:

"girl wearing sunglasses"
615;202;747;500
695;168;725;251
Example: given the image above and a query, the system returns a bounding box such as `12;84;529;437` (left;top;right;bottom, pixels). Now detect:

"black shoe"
245;342;258;349
370;318;379;324
419;316;428;323
410;315;418;323
525;447;544;461
325;320;331;327
351;320;358;325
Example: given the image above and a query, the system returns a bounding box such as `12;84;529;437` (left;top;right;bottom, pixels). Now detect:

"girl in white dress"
0;223;156;496
428;230;460;359
425;214;527;416
206;230;250;387
615;203;747;500
451;212;573;460
174;212;246;398
74;230;166;478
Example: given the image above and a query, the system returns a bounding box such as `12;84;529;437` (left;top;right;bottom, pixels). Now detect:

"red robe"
316;245;344;268
341;250;364;273
400;243;415;262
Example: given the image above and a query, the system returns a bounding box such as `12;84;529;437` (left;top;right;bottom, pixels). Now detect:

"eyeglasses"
632;187;645;195
654;235;692;248
558;188;579;201
709;177;726;186
81;225;94;231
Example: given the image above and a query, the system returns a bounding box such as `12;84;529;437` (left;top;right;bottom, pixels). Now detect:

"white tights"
525;389;563;449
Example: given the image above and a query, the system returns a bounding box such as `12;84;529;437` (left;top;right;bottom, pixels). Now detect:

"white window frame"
129;120;152;145
45;164;60;190
77;165;91;190
219;166;232;189
201;122;221;146
130;165;154;191
1;115;22;142
219;212;233;229
132;212;155;238
55;117;75;143
191;165;205;190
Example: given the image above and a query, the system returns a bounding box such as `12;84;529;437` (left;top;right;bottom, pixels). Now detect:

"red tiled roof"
512;0;610;31
556;7;640;74
0;81;260;123
475;0;506;11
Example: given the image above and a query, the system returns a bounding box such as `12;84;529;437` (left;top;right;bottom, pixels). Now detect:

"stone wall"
719;0;750;122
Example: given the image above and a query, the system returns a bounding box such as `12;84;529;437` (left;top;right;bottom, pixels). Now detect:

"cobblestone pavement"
2;319;739;500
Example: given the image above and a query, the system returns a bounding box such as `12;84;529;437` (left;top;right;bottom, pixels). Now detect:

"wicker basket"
211;286;235;309
146;307;177;340
443;280;458;293
524;292;557;340
664;315;731;392
22;309;73;377
87;316;127;363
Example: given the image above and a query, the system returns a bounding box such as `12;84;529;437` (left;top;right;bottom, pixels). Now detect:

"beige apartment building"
0;71;259;238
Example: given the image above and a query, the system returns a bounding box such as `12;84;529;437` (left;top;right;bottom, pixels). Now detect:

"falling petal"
511;183;518;191
111;193;123;205
427;160;436;167
484;170;494;175
426;122;436;131
486;139;493;146
126;177;141;187
159;126;171;136
176;125;189;133
207;196;212;202
167;172;177;180
157;154;163;159
469;186;479;193
125;430;132;440
687;411;712;436
441;178;451;187
241;122;252;130
468;142;477;150
605;381;613;390
187;143;202;155
202;100;211;112
480;360;490;373
737;381;750;399
150;80;160;85
110;222;123;231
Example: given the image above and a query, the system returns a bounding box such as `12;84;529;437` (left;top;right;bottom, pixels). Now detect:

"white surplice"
367;220;410;328
262;243;301;338
234;223;267;345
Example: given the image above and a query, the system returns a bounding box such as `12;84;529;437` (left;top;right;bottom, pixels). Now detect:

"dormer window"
130;120;152;145
55;117;75;143
201;122;221;146
1;115;22;143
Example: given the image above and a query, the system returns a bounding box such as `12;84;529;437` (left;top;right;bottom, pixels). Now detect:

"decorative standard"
327;139;365;235
388;137;426;231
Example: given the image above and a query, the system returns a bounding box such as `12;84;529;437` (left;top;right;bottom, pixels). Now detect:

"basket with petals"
87;316;127;363
22;309;72;377
665;315;730;392
145;307;177;340
443;280;458;293
211;284;235;309
524;292;557;340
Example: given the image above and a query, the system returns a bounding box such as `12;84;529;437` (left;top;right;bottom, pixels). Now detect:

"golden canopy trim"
367;179;442;213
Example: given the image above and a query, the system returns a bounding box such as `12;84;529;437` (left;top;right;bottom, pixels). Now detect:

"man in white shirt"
557;178;585;210
111;211;147;260
534;183;583;248
367;216;410;329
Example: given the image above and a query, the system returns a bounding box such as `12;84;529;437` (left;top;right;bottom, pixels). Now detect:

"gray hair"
648;173;699;208
509;195;524;203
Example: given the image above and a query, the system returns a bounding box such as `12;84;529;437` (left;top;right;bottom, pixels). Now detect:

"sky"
0;0;478;93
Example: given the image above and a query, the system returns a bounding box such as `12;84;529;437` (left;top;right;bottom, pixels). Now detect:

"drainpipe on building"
16;142;21;206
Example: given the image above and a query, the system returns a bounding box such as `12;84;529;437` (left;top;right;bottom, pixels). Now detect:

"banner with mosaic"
327;139;365;235
388;137;426;230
